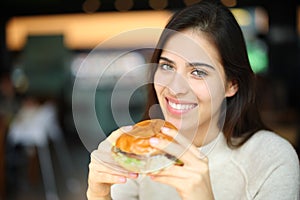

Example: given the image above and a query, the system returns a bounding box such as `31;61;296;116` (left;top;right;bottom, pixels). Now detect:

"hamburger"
111;119;183;173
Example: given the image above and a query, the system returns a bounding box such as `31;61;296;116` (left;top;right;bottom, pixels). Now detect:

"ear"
225;80;238;98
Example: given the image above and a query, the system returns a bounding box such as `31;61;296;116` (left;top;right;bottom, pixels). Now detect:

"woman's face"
154;29;237;145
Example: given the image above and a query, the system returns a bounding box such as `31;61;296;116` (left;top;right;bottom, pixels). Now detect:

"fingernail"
161;127;170;133
150;137;159;145
129;173;138;178
119;177;126;183
149;175;155;180
121;125;133;133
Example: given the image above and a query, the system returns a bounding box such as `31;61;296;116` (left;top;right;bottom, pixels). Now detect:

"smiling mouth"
166;98;197;113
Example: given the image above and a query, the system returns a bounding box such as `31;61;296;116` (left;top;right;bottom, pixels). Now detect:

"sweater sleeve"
246;131;300;200
253;158;300;200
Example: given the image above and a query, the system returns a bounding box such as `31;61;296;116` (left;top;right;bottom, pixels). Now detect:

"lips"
165;97;197;115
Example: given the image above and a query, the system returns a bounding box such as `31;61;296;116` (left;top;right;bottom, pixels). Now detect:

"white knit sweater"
111;130;300;200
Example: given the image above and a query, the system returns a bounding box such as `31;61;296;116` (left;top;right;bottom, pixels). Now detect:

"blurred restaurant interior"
0;0;300;199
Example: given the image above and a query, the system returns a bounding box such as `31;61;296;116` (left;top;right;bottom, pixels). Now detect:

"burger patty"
112;146;183;165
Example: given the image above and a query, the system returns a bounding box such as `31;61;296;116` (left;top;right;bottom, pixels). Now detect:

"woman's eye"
159;63;174;71
191;69;208;78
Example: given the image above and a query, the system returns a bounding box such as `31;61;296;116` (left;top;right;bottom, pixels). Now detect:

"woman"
87;1;300;199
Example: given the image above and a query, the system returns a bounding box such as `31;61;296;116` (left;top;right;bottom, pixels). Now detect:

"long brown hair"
144;0;268;148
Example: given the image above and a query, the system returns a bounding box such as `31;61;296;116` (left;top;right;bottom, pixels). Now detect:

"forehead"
161;29;221;67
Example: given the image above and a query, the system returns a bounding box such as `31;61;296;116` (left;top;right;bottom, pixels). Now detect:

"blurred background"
0;0;299;199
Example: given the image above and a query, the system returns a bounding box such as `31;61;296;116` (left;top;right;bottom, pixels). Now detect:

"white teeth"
168;101;195;110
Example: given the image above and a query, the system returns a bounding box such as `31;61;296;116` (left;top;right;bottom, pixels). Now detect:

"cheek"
191;78;225;106
154;83;163;96
190;77;211;103
153;69;175;98
208;78;226;102
190;80;211;102
154;72;163;95
154;69;173;89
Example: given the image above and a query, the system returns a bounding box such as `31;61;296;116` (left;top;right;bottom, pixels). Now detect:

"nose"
167;72;189;96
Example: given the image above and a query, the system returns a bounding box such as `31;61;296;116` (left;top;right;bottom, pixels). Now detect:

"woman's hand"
87;127;138;200
148;127;215;200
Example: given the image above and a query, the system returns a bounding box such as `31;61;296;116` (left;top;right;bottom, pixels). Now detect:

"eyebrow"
159;56;215;70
